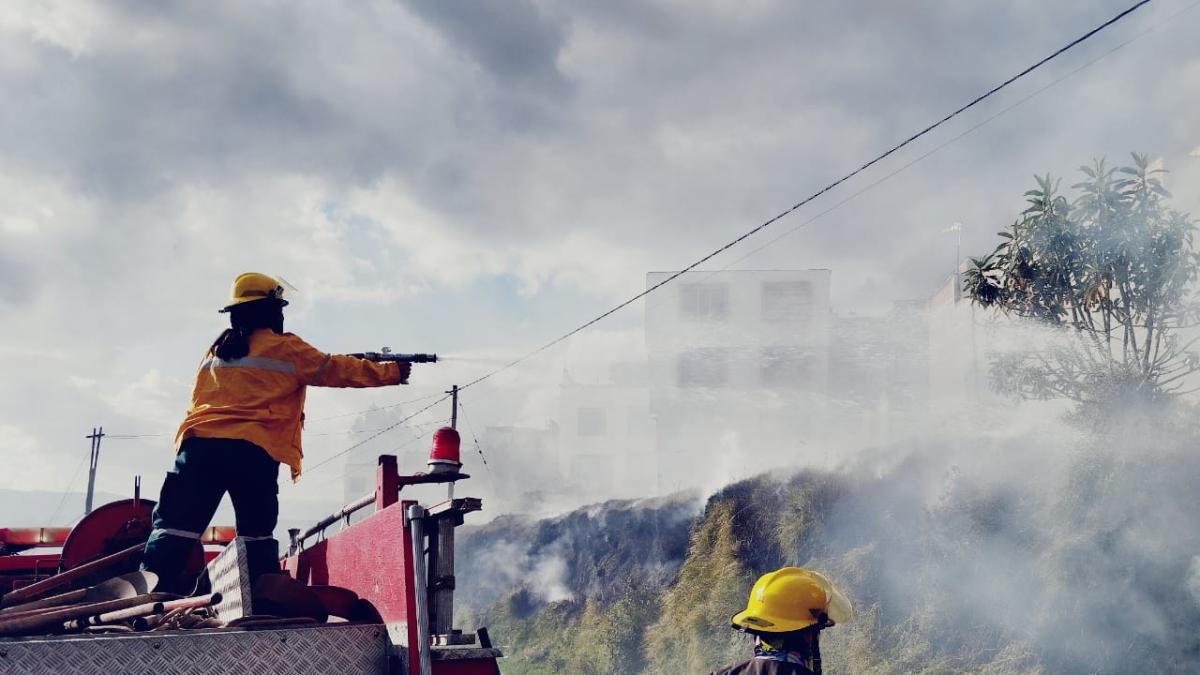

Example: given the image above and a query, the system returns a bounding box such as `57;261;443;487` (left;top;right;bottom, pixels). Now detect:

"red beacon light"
428;427;462;474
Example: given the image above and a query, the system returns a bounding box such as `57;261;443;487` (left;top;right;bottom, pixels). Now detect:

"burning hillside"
458;402;1200;674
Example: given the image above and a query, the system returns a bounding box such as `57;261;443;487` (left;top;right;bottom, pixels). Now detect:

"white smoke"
530;555;573;603
1187;556;1200;607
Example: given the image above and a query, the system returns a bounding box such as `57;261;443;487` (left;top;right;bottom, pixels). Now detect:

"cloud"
1189;556;1200;606
0;0;111;57
400;0;570;93
1;0;1198;501
0;423;52;488
108;369;188;426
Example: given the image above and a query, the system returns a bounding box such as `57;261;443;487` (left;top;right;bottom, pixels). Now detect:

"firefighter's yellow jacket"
175;330;404;480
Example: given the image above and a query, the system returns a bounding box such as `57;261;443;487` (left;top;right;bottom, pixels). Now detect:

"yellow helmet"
731;567;852;633
219;272;291;313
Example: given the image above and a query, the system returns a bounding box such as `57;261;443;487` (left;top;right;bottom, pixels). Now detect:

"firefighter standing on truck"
711;567;853;675
141;272;414;594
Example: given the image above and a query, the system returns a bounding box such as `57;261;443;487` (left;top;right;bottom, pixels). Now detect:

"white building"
644;270;833;491
830;301;929;445
557;364;656;500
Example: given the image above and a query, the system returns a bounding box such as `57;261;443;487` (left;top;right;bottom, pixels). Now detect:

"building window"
681;283;729;320
761;347;813;388
678;348;729;387
577;407;608;437
762;281;813;321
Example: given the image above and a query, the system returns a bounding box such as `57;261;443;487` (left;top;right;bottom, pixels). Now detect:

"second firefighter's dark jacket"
710;658;817;675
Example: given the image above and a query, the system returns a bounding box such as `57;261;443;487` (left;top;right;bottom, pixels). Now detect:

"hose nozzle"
351;350;438;363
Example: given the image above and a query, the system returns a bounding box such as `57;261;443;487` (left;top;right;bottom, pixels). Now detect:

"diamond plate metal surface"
207;537;251;619
0;623;389;674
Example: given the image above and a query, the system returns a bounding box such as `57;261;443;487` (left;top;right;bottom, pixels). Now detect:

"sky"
1;0;1198;525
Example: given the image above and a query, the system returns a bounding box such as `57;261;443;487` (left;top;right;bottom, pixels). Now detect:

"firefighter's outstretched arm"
283;334;412;387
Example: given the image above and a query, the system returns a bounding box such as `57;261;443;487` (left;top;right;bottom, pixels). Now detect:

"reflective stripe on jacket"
175;330;404;480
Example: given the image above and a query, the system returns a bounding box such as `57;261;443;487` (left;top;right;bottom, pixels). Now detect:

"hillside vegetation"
459;407;1200;674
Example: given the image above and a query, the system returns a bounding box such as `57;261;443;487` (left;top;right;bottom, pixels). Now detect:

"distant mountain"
458;492;701;615
458;426;1200;675
0;489;125;527
0;487;348;544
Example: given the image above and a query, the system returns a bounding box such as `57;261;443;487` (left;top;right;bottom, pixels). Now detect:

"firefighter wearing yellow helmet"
141;273;416;594
219;272;292;311
711;567;852;675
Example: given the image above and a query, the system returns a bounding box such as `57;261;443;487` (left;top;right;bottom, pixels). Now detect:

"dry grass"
468;417;1200;674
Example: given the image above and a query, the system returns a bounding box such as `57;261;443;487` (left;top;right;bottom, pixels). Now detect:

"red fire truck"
0;428;502;675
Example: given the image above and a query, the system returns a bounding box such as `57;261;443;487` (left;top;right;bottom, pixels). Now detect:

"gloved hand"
398;361;412;384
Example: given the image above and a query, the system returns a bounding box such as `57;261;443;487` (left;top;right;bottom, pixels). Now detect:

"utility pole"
446;385;459;430
444;385;459;501
946;222;963;301
427;384;468;644
84;427;105;515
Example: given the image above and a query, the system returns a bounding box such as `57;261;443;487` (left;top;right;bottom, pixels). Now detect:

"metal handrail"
293;470;471;550
295;492;375;546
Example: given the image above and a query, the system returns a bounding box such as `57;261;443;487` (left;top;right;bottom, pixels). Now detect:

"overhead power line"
454;0;1153;393
303;392;446;425
389;423;449;454
301;419;451;490
285;0;1160;481
304;417;448;438
48;451;90;526
304;394;451;475
106;434;169;439
456;398;490;469
707;0;1197;278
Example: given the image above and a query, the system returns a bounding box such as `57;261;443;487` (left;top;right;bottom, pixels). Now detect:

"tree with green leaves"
963;153;1200;406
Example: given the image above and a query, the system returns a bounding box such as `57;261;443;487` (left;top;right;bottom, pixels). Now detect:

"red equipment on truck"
0;485;233;598
0;423;503;675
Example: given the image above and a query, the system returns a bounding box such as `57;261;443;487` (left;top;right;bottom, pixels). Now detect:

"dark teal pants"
142;437;280;594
